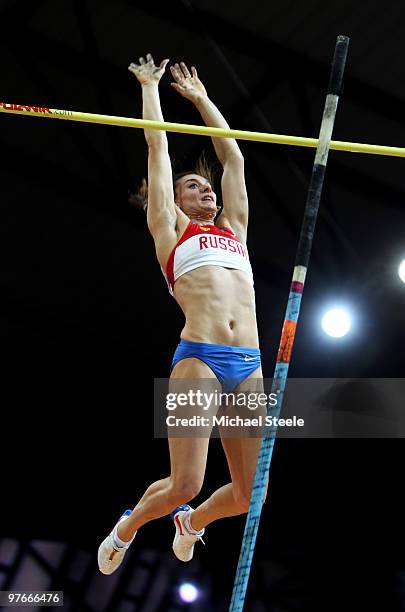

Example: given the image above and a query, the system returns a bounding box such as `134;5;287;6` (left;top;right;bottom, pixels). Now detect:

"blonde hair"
129;151;218;212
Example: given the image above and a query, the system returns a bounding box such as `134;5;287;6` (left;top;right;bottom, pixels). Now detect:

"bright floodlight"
398;259;405;283
321;308;351;338
178;582;199;603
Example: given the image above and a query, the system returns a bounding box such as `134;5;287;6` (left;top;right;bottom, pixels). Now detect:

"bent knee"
233;484;268;514
233;488;251;514
169;479;203;506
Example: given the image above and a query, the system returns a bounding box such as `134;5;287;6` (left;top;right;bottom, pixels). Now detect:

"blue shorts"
171;339;261;393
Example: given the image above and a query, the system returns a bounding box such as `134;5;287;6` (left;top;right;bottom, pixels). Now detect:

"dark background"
1;1;404;610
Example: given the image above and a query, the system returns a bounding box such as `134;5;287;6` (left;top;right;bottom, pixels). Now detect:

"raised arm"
128;55;177;258
170;62;248;240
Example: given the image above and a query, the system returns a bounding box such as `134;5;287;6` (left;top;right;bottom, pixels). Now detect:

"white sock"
183;510;204;536
113;531;129;549
113;520;134;549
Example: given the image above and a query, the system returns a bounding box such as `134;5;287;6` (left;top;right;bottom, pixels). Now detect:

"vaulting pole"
228;35;350;612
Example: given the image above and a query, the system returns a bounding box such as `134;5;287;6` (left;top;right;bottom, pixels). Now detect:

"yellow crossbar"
1;103;404;158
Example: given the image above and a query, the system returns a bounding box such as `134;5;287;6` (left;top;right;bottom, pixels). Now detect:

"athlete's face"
175;174;217;219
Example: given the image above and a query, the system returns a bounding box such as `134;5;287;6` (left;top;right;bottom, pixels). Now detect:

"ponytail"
128;177;148;212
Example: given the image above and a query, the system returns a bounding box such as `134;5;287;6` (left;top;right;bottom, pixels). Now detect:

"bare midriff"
173;265;259;348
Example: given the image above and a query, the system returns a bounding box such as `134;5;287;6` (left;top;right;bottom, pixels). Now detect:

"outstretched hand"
128;53;169;86
170;62;207;103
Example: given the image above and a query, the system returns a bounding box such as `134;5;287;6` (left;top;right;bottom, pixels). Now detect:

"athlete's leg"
189;367;267;531
118;358;219;542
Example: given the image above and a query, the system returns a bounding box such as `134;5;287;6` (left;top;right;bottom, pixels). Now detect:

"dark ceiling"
1;0;404;385
1;3;405;609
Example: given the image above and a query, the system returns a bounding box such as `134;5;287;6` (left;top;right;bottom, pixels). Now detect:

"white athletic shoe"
171;504;205;562
98;509;136;575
